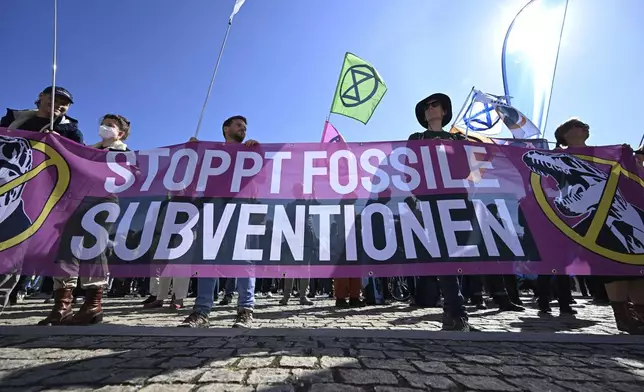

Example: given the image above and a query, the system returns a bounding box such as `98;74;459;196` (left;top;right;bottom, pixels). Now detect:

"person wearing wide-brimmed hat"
409;93;465;141
406;92;478;332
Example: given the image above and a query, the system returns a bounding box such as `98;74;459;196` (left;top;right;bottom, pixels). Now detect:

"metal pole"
49;0;58;129
322;53;349;136
541;0;569;139
194;20;233;139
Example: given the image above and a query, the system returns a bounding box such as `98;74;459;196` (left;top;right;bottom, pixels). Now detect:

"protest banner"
1;129;643;278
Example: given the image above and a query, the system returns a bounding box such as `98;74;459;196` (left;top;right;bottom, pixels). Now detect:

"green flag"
330;52;387;124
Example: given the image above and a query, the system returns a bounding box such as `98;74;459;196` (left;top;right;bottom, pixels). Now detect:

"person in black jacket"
407;92;477;332
1;86;84;308
0;86;83;144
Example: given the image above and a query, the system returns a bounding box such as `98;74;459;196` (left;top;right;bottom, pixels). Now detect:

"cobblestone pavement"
0;296;623;334
1;331;643;391
1;296;643;391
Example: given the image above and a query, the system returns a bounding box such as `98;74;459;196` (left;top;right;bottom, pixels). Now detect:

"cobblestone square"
0;296;643;391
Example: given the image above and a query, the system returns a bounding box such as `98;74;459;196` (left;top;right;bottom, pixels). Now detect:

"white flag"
230;0;246;22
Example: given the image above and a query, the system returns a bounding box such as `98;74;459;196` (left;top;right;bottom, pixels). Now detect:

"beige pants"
56;200;112;291
149;277;190;300
53;276;108;290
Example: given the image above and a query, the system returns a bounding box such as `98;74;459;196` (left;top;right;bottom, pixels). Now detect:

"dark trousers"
440;276;466;318
41;277;54;294
504;275;521;303
255;278;273;293
468;275;511;301
537;275;572;308
576;276;589;296
309;279;332;294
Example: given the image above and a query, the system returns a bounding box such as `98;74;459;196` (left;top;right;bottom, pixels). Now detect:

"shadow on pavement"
1;331;644;391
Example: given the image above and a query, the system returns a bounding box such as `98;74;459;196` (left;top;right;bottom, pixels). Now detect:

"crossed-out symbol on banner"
339;65;379;108
0;139;70;251
531;154;644;265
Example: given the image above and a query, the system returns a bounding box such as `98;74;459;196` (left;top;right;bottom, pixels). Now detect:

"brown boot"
69;288;104;325
611;302;644;334
38;288;73;325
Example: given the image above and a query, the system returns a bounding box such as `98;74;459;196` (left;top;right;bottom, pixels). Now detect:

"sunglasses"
570;123;590;132
426;101;442;109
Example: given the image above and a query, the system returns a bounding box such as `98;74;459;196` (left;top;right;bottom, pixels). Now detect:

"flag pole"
540;0;569;139
49;0;59;129
194;20;234;139
323;53;348;134
450;86;475;137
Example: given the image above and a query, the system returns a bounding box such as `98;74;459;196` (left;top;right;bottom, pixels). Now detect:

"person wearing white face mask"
94;115;133;299
38;114;131;327
92;114;130;151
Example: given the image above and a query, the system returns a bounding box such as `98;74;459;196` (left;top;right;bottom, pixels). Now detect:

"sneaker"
9;291;25;306
219;296;232;306
143;299;164;309
265;292;273;298
232;309;253;329
279;297;289;306
141;295;157;305
170;298;184;310
299;298;314;306
178;312;210;328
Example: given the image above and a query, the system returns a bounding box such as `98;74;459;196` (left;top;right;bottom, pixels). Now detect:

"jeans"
439;276;466;318
194;277;255;314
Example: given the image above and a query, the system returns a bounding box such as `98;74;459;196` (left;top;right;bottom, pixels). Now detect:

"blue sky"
1;0;642;149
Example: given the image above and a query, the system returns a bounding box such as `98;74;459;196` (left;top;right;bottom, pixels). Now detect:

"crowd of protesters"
1;86;644;334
